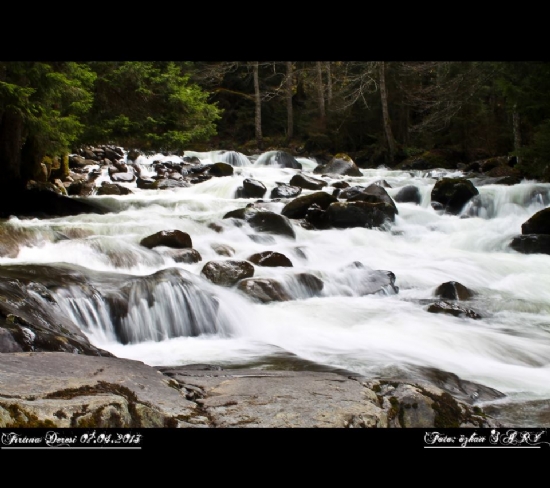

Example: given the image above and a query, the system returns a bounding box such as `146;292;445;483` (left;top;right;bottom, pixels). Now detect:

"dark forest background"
2;61;550;196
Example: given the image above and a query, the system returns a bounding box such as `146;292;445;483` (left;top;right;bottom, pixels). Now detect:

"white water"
2;150;550;421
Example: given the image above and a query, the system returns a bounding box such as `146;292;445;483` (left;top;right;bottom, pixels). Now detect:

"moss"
46;381;144;428
54;409;67;419
334;153;352;161
1;402;57;428
372;383;381;393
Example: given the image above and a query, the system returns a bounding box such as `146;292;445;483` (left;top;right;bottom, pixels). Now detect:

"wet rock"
223;208;296;239
208;162;234;177
96;182;133;196
313;154;362;176
201;260;255;287
394;185;421;205
247;251;293;267
281;192;338;219
427;301;481;319
270;183;302;199
140;230;193;249
509;235;550;254
521;207;550;235
434;281;475;301
237;278;292;303
326;201;396;229
289;174;327;190
161;248;202;264
431;178;479;215
235;178;267;198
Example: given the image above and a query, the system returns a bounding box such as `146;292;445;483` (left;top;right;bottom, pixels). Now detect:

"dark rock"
140;230;192;249
281;192;338;219
326;201;396;228
270;183;302;199
521;207;550;235
510;234;550;254
136;177;156;189
208;162;234;177
427;301;481;319
435;281;475;301
394;185;422;205
289;174;327;190
431;178;479;215
313;154;362;176
235;178;267;198
201;260;255;287
237;278;292;303
161;248;202;264
247;251;293;267
305;203;330;229
96;182;133;196
247;211;296;239
331;181;350;189
340;184;398;216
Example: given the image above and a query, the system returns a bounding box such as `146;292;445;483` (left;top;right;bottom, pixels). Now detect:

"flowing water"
2;149;550;426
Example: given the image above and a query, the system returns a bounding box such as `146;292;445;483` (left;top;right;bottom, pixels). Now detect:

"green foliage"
82;62;222;151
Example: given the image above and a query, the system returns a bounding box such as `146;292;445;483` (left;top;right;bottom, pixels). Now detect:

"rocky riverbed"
0;351;504;428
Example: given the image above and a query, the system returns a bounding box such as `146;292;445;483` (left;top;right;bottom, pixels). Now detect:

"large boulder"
394;185;422;205
223;207;296;239
237;278;292;303
235;178;267;198
289;174;327;191
521;207;550;235
431;178;479;215
247;251;293;267
201;260;255;287
255;150;302;169
509;235;550;254
434;281;475;301
270;183;302;199
313;153;363;176
326;201;396;229
208;162;234;177
339;184;398;216
281;192;338;219
140;230;193;249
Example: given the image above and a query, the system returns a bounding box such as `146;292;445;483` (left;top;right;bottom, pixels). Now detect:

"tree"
379;61;396;162
0;61;95;192
285;61;294;144
82;62;222;152
252;61;263;149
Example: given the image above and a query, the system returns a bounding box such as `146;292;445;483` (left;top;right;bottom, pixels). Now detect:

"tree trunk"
379;61;396;162
316;61;326;130
285;62;294;145
253;61;263;150
325;62;332;108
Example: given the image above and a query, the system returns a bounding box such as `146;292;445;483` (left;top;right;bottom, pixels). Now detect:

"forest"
1;61;550;197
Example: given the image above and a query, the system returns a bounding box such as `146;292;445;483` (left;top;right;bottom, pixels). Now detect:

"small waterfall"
54;267;245;345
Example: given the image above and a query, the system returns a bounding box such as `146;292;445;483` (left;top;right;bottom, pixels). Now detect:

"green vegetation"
2;61;550;196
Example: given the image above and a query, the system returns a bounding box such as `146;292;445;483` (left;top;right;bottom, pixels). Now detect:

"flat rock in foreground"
0;352;500;428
